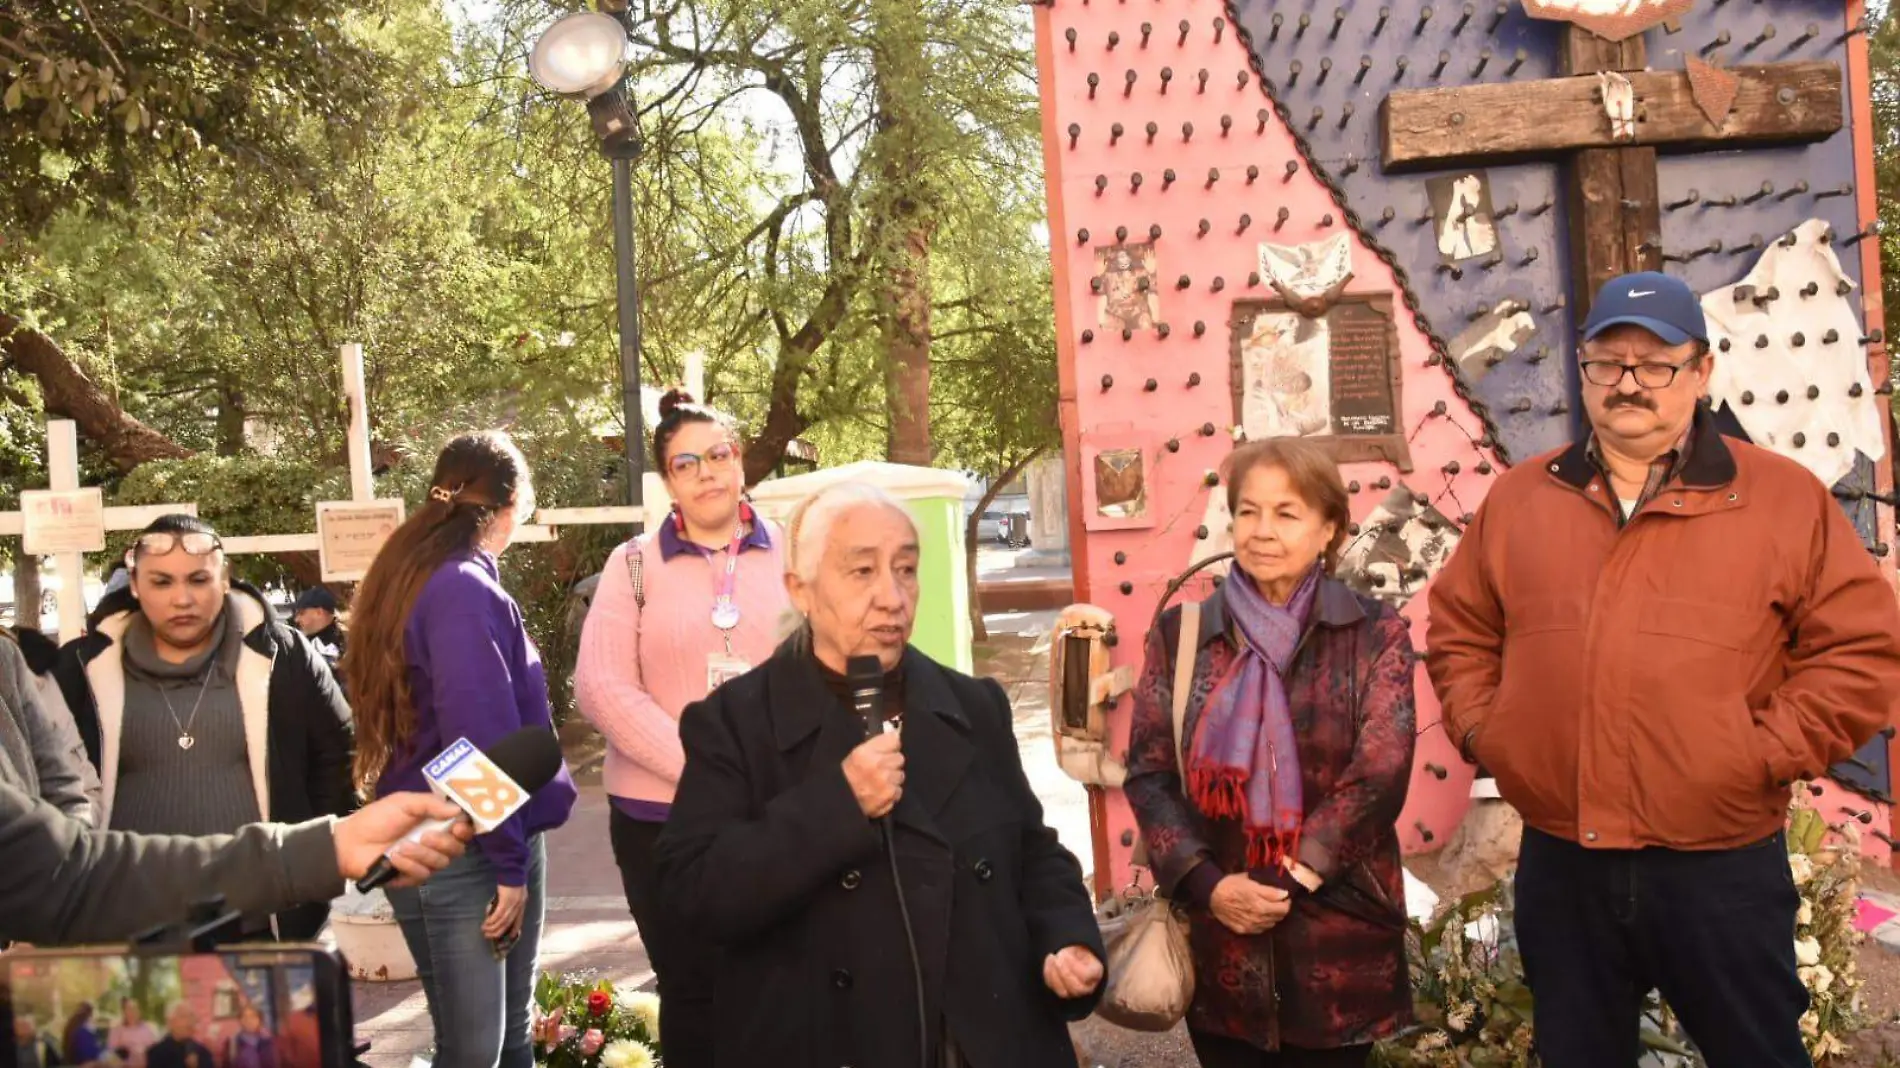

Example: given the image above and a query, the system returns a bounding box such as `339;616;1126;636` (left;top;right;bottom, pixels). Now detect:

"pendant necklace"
160;664;216;751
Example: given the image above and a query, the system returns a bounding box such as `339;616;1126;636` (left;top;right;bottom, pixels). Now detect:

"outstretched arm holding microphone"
0;780;472;947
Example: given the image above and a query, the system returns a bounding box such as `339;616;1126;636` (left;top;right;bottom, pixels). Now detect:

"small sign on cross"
0;420;197;643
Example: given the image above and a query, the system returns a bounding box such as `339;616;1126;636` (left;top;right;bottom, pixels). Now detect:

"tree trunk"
884;219;933;466
1;313;194;471
964;447;1047;641
873;1;936;468
13;553;42;632
216;374;247;457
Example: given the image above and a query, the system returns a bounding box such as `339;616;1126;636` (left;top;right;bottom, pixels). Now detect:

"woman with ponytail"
346;431;578;1068
574;388;785;1068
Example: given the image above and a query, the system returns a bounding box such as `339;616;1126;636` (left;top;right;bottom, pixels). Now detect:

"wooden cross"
1379;27;1844;317
222;343;649;561
0;420;197;643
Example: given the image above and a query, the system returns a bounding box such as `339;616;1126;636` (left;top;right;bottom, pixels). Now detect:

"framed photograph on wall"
1229;294;1414;471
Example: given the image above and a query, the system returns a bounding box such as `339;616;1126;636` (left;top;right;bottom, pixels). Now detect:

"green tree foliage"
0;0;391;233
2;0;1062;712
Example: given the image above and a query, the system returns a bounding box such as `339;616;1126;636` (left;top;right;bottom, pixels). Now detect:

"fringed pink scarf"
1186;565;1317;871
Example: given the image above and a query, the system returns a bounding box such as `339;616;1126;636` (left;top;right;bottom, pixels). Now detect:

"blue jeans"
388;834;547;1068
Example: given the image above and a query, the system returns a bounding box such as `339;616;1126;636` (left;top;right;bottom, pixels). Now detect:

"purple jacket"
374;551;578;885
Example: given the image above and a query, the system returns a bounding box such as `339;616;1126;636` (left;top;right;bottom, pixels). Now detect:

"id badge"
707;653;750;693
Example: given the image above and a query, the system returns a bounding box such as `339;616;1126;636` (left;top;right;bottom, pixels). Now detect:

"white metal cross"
0;420;197;643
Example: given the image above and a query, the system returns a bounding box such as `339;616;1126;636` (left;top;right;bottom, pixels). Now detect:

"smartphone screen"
0;945;353;1068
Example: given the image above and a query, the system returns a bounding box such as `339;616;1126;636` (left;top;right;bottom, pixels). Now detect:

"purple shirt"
375;551;579;885
610;508;773;824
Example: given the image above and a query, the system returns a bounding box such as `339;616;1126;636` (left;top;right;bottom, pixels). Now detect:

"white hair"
777;481;917;641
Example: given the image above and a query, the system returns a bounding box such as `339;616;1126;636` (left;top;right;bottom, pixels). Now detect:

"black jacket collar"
72;580;284;663
767;641;969;752
1196;574;1367;650
1549;402;1738;492
765;640;973;845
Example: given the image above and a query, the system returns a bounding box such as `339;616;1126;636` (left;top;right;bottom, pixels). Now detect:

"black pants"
1188;1030;1369;1068
610;809;716;1068
1514;827;1811;1068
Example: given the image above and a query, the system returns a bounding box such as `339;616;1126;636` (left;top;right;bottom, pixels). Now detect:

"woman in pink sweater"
574;389;786;1068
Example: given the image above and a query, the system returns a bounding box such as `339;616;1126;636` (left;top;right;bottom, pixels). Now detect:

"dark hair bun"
659;388;697;419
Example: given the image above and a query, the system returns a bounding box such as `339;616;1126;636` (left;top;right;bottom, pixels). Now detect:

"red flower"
587;990;612;1017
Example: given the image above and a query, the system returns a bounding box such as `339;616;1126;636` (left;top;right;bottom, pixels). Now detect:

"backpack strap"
623;538;646;610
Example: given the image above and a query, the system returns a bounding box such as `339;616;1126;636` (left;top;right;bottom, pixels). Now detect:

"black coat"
52;581;355;938
657;644;1104;1068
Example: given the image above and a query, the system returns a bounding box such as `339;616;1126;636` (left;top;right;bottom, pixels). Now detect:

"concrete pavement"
351;607;1091;1066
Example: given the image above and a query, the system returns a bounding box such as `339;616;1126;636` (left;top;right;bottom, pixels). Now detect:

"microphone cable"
850;657;930;1068
878;775;930;1068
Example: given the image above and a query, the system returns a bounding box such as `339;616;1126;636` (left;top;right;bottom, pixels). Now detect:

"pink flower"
559;1025;579;1045
588;990;613;1017
581;1029;606;1056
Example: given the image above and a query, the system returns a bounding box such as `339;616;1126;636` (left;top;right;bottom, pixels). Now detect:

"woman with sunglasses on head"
573;388;786;1068
347;431;578;1068
51;514;355;940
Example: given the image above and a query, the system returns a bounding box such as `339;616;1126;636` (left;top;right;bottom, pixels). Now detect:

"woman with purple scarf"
1125;437;1418;1068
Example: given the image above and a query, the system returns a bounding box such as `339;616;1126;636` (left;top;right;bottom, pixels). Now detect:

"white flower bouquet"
532;970;661;1068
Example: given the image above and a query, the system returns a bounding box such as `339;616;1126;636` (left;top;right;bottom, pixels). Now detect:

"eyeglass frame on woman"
1577;354;1704;391
127;531;223;567
665;440;740;479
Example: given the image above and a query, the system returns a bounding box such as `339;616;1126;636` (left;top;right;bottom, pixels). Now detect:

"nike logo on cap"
1629;289;1656;297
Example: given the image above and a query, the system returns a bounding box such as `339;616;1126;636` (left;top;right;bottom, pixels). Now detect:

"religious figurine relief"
1335;484;1463;608
1427;173;1499;264
1451;299;1538;383
1597;71;1638;142
1256;232;1355;317
1701;218;1887;488
1094;243;1161;332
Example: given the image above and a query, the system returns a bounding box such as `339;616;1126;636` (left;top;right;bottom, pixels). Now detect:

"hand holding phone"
484;885;527;954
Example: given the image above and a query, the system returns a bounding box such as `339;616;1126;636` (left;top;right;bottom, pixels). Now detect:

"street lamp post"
528;9;646;522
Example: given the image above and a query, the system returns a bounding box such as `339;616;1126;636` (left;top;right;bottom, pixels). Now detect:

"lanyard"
689;504;753;653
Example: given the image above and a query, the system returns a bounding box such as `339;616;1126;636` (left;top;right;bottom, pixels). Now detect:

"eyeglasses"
133;531;223;557
666;441;739;479
1579;357;1702;390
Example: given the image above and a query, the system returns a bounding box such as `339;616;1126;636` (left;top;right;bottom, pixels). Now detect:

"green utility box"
748;461;974;673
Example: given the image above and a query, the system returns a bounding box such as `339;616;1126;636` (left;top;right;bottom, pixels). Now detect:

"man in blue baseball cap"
1427;270;1900;1068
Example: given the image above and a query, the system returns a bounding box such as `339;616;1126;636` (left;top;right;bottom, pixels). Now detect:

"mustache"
1602;395;1656;411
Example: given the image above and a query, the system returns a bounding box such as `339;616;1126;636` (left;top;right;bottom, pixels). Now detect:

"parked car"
974;509;1007;543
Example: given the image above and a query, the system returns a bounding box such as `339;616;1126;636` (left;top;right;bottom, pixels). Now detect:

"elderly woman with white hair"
657;481;1105;1068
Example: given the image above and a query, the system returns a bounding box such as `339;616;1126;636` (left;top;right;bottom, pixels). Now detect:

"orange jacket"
1426;412;1900;850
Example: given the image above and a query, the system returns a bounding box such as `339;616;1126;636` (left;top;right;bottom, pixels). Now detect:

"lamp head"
528;11;630;98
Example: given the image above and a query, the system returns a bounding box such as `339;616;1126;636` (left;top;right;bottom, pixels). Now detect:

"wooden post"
342;343;373;504
685;351;706;403
46;421;86;645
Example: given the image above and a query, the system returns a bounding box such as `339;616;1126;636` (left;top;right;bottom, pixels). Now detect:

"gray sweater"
0;779;343;945
0;633;96;824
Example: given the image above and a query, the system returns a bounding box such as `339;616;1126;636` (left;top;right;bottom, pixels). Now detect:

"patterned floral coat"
1125;578;1417;1051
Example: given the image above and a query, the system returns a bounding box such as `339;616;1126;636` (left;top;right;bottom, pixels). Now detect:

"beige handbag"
1094;601;1201;1032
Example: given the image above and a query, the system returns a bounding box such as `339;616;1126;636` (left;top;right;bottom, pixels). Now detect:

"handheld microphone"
354;727;564;893
847;655;886;739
